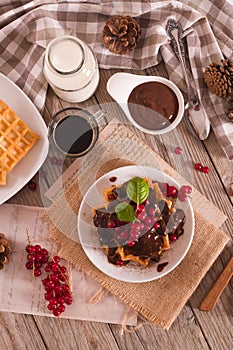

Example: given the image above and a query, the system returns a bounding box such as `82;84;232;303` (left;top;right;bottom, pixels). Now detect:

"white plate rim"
78;165;195;283
0;73;49;204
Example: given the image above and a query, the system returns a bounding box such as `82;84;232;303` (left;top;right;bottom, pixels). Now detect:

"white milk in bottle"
43;35;99;103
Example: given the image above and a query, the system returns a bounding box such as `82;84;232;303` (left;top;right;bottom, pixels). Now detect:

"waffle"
0;168;7;186
0;99;39;185
93;176;183;267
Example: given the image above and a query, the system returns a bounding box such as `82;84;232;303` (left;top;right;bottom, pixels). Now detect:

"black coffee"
54;115;95;156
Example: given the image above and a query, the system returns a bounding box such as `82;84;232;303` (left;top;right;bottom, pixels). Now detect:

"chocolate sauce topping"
127;82;179;130
93;180;186;267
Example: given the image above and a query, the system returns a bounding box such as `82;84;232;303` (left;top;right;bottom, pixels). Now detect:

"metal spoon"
166;18;210;140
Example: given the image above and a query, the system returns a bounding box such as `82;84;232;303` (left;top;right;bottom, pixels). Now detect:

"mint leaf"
115;202;136;223
126;177;149;204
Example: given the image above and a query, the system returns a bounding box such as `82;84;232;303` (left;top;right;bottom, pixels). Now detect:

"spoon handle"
166;19;198;107
200;256;233;311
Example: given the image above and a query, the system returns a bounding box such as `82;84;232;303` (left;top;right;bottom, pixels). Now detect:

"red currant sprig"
25;244;49;277
42;256;73;318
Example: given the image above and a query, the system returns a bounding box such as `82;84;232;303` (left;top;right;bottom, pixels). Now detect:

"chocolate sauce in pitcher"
127;81;179;130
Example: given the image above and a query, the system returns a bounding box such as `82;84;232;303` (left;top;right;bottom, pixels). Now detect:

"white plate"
78;165;194;283
0;73;49;204
107;73;184;135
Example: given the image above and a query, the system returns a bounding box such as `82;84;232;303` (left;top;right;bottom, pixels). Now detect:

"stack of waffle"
93;177;185;267
0;100;39;185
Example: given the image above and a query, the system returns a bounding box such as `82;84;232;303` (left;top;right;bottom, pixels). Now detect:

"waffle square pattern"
0;99;39;185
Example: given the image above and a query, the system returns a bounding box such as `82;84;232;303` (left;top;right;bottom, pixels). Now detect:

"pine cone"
0;233;12;270
102;15;141;55
204;59;233;102
227;109;233;120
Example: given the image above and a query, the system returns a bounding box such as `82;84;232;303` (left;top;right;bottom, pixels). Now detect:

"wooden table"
0;64;232;350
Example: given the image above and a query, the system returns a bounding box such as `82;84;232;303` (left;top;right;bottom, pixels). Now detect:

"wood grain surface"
0;63;232;350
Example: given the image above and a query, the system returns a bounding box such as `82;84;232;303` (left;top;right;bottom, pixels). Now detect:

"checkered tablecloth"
0;0;233;158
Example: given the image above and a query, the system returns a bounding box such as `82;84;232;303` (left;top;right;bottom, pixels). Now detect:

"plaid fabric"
0;0;233;158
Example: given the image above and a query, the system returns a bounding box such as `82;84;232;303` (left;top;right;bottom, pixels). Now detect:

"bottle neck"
47;36;85;75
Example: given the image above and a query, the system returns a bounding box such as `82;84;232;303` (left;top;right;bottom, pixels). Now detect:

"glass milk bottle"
43;35;99;103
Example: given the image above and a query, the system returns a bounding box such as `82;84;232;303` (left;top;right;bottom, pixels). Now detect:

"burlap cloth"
46;122;230;329
0;0;233;159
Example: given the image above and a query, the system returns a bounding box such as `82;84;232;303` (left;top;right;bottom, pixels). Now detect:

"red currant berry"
127;241;136;247
51;156;58;164
41;248;48;256
48;303;55;311
107;220;116;228
25;261;33;270
45;292;53;301
53;309;61;317
35;253;43;261
178;193;187;202
25;245;36;254
45;265;51;273
180;185;192;195
28;181;37;191
51;274;59;283
42;278;50;286
63;291;71;298
35;262;42;269
57;304;66;313
42;256;49;263
57;297;65;304
202;166;209;174
45;281;55;291
108;193;117;201
168;185;178;198
175;146;182;155
60;266;67;274
64;296;72;305
194;163;202;171
49;297;58;306
27;254;36;262
53;256;60;263
229;183;233;196
63;284;70;292
34;268;41;277
54;285;63;294
153;222;160;229
52;263;59;272
117;230;129;240
58;274;66;282
34;244;41;253
170;234;177;242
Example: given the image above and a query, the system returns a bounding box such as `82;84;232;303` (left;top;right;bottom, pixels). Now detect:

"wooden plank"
0;313;46;350
110;306;210;350
33;317;120;350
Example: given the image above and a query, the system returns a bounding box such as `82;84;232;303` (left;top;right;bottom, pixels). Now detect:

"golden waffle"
0;100;39;176
0;100;9;114
0;168;7;186
94;177;177;267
